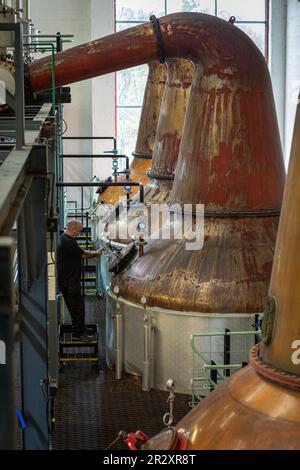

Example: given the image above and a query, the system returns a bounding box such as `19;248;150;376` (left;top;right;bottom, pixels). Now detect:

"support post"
14;22;25;149
0;237;16;450
115;301;123;380
224;328;231;377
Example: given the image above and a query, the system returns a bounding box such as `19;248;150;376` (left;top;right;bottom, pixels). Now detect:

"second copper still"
98;61;166;206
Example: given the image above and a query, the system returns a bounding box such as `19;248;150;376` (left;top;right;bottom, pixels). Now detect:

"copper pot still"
29;14;286;393
104;14;285;397
109;12;285;311
98;61;167;206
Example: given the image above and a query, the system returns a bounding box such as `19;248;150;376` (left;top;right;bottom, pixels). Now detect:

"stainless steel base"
106;292;256;394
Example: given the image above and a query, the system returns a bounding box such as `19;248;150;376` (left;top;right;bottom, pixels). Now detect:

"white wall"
285;0;300;164
269;0;287;150
270;0;300;167
31;0;116;208
91;0;115;182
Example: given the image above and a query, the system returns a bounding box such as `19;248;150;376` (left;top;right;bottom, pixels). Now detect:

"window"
115;0;268;157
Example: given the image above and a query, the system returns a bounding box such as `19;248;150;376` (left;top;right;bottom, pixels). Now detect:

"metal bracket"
132;151;152;159
147;169;174;180
261;296;277;344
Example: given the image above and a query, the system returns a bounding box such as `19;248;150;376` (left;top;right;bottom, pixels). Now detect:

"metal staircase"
76;225;97;296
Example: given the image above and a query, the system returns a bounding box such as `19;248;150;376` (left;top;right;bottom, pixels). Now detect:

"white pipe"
115;302;122;380
142;315;153;391
10;1;22;9
23;0;30;21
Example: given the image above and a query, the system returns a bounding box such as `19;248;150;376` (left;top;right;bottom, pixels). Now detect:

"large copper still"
98;62;166;206
28;13;286;392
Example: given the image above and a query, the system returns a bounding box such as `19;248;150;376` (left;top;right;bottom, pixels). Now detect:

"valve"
112;158;119;182
112;285;120;318
163;379;176;427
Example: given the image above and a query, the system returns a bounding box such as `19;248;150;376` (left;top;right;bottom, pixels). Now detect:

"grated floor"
51;298;191;450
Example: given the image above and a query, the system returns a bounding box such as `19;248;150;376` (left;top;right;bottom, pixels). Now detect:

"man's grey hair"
67;219;82;230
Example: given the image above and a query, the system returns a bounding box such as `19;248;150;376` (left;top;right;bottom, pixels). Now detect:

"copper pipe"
114;59;194;244
134;62;167;158
99;62;166;206
132;58;194;205
150;59;194;181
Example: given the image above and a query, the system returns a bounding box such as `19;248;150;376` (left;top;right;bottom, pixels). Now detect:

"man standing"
57;219;102;341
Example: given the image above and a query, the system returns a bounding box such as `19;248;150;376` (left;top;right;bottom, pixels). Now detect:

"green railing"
190;329;260;407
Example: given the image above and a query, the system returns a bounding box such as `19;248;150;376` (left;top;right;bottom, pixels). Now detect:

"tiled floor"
51;297;191;450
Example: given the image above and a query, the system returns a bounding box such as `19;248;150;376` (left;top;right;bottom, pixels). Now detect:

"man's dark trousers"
60;284;85;336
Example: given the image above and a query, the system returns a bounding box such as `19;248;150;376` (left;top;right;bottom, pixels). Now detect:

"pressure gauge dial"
114;285;120;295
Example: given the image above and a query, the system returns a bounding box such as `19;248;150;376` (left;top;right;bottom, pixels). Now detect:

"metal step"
77;235;91;240
84;288;97;293
78;243;93;249
83;266;96;273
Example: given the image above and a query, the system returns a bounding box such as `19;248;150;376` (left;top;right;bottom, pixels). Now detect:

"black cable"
105;431;127;450
50;233;55;265
39;172;55;217
149;15;166;63
45;171;56;264
45;175;51;214
46;172;55;218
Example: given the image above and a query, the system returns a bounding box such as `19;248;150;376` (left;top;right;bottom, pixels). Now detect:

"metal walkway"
51;298;190;450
